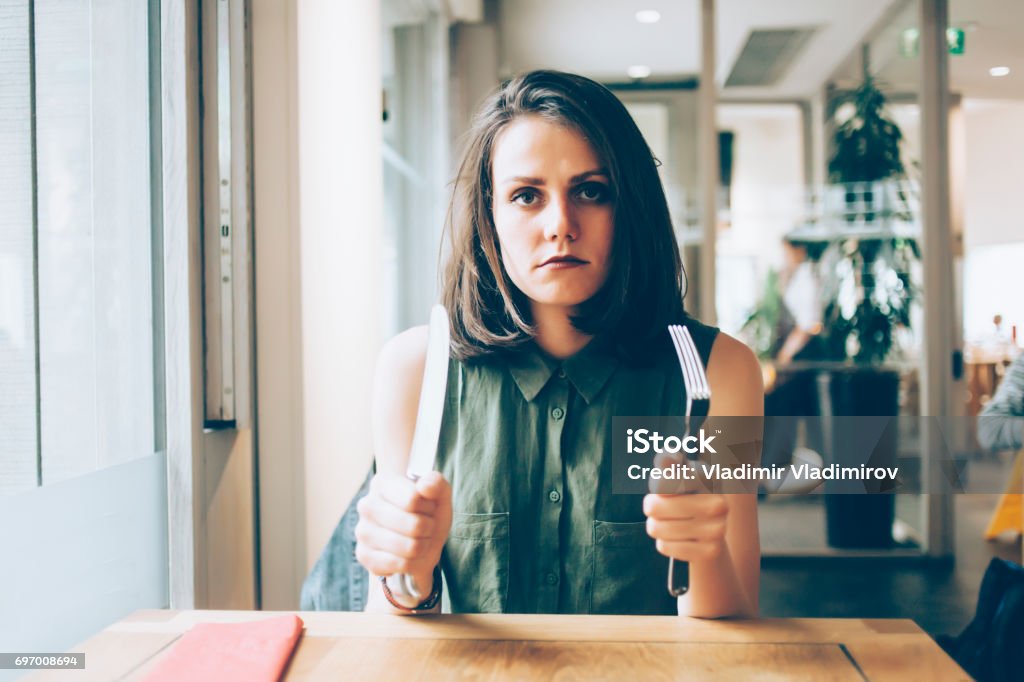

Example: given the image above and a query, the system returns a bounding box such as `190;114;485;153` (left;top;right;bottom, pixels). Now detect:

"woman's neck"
530;303;593;360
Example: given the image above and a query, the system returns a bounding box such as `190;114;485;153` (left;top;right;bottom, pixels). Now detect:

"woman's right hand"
355;470;453;590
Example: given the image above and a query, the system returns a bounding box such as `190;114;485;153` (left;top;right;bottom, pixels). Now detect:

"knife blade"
388;304;450;606
406;304;450;480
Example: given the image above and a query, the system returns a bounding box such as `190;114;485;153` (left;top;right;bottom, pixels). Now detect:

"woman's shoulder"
707;330;759;371
377;325;501;386
706;329;764;416
379;326;430;371
375;326;432;410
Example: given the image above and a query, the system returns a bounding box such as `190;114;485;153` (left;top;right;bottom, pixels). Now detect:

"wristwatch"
380;566;442;612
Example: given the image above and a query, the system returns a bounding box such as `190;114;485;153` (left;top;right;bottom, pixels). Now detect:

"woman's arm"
775;327;813;365
357;327;453;614
977;354;1024;452
645;331;762;618
691;333;762;618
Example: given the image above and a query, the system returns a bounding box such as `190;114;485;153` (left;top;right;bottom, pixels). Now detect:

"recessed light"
627;65;652;79
990;66;1010;77
635;10;661;24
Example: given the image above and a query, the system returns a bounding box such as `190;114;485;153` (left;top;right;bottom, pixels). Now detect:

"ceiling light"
635;10;661;24
990;66;1010;77
627;65;652;79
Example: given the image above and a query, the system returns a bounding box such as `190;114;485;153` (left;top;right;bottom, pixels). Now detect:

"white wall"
960;99;1024;341
296;0;382;578
715;104;805;334
252;0;382;609
962;99;1024;249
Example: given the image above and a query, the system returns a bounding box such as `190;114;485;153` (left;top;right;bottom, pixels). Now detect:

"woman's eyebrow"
570;168;609;183
498;168;609;186
501;175;545;185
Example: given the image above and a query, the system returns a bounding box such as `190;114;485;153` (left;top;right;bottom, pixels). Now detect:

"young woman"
356;70;762;618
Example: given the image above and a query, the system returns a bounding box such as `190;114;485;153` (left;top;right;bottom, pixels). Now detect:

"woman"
773;237;824;368
978;350;1024;454
356;70;762;618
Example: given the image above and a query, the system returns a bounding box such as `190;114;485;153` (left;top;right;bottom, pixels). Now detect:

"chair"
984;450;1024;547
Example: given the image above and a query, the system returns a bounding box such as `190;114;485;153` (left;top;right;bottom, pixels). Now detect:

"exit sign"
946;27;965;55
899;27;966;57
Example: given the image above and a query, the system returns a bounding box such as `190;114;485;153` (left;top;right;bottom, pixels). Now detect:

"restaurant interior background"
0;0;1022;663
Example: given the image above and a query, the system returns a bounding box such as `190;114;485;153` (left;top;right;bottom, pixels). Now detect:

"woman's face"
490;116;615;314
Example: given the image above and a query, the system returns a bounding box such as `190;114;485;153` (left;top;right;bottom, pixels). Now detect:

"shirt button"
551;407;565;420
556;368;566;379
548;489;561;503
545;572;559;585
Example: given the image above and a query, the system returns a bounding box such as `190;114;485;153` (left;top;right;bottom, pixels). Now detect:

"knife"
387;304;450;606
405;304;451;481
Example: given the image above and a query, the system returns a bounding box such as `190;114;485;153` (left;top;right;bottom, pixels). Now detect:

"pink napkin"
143;614;304;682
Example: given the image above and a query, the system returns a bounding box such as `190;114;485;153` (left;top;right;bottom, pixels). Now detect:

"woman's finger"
646;516;727;542
359;496;435;538
373;474;439;515
655;539;725;562
643;493;728;519
355;521;431;561
354;544;407;577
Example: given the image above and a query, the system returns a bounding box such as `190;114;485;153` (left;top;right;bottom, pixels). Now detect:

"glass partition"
715;0;947;557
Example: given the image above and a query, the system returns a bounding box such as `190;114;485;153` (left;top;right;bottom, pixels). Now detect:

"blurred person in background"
978;351;1024;542
761;237;826;478
979;351;1024;454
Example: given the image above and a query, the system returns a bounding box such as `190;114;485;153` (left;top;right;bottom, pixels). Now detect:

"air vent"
725;27;817;87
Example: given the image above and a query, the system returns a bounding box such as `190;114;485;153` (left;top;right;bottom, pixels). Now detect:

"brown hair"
442;70;688;361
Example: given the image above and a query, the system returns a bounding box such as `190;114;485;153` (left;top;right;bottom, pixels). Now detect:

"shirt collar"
506;335;620;405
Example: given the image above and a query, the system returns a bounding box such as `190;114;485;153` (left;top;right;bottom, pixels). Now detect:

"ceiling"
496;0;1024;101
865;0;1024;100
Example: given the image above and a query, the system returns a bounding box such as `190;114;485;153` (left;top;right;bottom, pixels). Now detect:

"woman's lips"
539;256;587;269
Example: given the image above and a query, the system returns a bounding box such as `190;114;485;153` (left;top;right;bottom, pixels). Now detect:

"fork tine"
674;325;703;396
667;325;695;394
680;327;711;398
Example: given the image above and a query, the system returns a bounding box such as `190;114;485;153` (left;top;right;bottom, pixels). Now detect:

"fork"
665;324;712;597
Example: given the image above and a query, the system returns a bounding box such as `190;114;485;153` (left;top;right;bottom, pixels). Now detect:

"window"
0;0;157;494
0;0;167;656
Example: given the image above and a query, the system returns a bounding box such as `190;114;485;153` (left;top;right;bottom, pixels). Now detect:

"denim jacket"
299;467;373;611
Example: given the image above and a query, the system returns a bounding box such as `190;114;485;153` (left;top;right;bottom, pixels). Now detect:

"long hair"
441;70;688;361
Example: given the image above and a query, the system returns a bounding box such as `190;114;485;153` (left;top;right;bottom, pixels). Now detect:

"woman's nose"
542;196;578;242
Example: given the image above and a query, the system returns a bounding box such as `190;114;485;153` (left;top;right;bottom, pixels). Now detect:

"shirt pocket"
442;511;510;614
590;520;674;615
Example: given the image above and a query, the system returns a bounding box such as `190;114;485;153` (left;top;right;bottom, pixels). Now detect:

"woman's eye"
511;189;539;206
576;182;609;203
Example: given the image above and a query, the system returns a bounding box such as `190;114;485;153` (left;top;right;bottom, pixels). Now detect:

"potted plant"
818;65;920;549
828;67;908;225
740;269;783;361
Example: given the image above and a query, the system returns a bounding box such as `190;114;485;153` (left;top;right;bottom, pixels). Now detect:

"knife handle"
385;573;427;608
668;557;689;597
387;472;427;606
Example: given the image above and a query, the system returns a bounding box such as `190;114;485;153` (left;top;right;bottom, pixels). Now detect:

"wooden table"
33;610;969;681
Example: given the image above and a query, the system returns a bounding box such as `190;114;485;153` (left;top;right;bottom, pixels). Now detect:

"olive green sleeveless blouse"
436;318;719;615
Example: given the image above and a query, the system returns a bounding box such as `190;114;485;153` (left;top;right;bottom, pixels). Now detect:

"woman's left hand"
643;455;730;562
